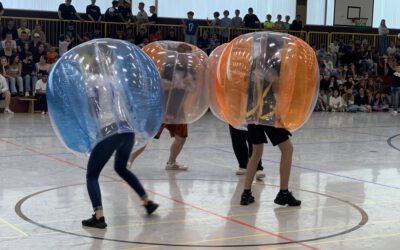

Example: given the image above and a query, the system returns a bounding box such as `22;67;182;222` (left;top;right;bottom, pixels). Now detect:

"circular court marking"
387;133;400;152
15;178;368;248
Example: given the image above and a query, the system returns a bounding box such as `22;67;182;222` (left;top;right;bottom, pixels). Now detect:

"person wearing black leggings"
82;131;159;229
229;125;265;180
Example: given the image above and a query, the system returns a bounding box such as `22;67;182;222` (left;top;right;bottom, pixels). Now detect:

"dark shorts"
247;124;291;146
154;124;188;139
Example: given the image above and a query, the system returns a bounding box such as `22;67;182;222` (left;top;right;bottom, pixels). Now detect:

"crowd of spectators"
0;0;399;116
315;23;400;115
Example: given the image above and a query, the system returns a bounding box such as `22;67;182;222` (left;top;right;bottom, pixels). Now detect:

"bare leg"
168;135;186;164
277;140;293;190
244;144;263;190
127;146;146;167
4;91;11;109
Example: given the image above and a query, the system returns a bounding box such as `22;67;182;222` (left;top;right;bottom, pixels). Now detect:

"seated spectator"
0;40;15;62
315;88;328;111
21;52;37;96
16;31;30;54
316;45;328;61
210;32;221;51
1;33;17;53
81;32;91;43
32;24;46;43
65;21;81;46
263;14;274;29
124;27;135;43
19;42;31;60
33;43;46;63
30;33;42;55
135;2;149;24
7;55;24;96
135;28;148;45
36;55;50;78
275;14;285;30
372;92;389;111
0;74;14;113
58;0;83;21
17;19;31;38
149;29;162;42
347;87;371;112
329;89;345;111
86;0;102;22
58;34;71;56
197;31;211;54
2;19;18;40
46;46;59;64
137;37;149;48
342;88;355;111
35;73;48;114
387;41;396;58
91;27;102;39
165;29;178;41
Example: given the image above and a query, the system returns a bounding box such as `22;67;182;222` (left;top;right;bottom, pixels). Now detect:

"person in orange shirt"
46;46;59;64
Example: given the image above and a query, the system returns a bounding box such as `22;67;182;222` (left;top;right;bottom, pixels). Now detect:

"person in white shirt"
329;89;345;112
135;2;148;24
387;41;396;57
35;73;48;114
0;74;13;113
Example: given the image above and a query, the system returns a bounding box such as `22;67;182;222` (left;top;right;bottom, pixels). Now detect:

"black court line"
387;134;400;152
15;179;368;248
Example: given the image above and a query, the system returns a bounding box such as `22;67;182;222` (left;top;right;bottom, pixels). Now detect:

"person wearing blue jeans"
82;132;159;229
388;62;400;115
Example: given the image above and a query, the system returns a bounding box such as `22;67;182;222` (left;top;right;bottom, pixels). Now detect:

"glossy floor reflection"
0;112;400;250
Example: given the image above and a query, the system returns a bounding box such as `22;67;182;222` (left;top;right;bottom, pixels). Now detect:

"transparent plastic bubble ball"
143;41;209;124
213;32;319;131
207;43;227;123
48;39;164;156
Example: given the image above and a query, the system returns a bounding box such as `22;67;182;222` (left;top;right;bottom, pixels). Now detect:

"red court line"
1;138;319;250
147;190;319;250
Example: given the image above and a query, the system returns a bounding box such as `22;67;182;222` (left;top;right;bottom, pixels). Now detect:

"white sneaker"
256;170;266;180
236;168;247;175
165;162;188;171
4;108;14;114
392;110;398;115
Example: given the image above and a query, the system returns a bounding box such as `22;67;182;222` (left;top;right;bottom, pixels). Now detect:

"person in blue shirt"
182;11;199;45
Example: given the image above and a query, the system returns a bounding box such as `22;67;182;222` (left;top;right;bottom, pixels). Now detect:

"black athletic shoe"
144;201;159;215
82;214;107;229
274;191;301;206
240;191;255;206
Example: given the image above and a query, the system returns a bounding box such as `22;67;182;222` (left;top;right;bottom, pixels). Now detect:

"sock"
280;189;289;194
95;210;104;219
243;189;251;194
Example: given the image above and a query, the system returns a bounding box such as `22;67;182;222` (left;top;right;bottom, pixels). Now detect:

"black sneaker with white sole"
274;191;301;206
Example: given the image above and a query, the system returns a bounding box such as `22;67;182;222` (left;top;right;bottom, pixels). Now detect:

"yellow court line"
0;217;28;237
261;232;400;250
122;217;400;250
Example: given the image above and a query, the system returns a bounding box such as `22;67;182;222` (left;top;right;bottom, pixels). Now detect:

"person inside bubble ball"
240;38;301;207
127;43;195;171
81;64;159;229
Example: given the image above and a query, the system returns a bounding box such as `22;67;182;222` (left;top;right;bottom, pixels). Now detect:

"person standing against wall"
378;19;389;56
